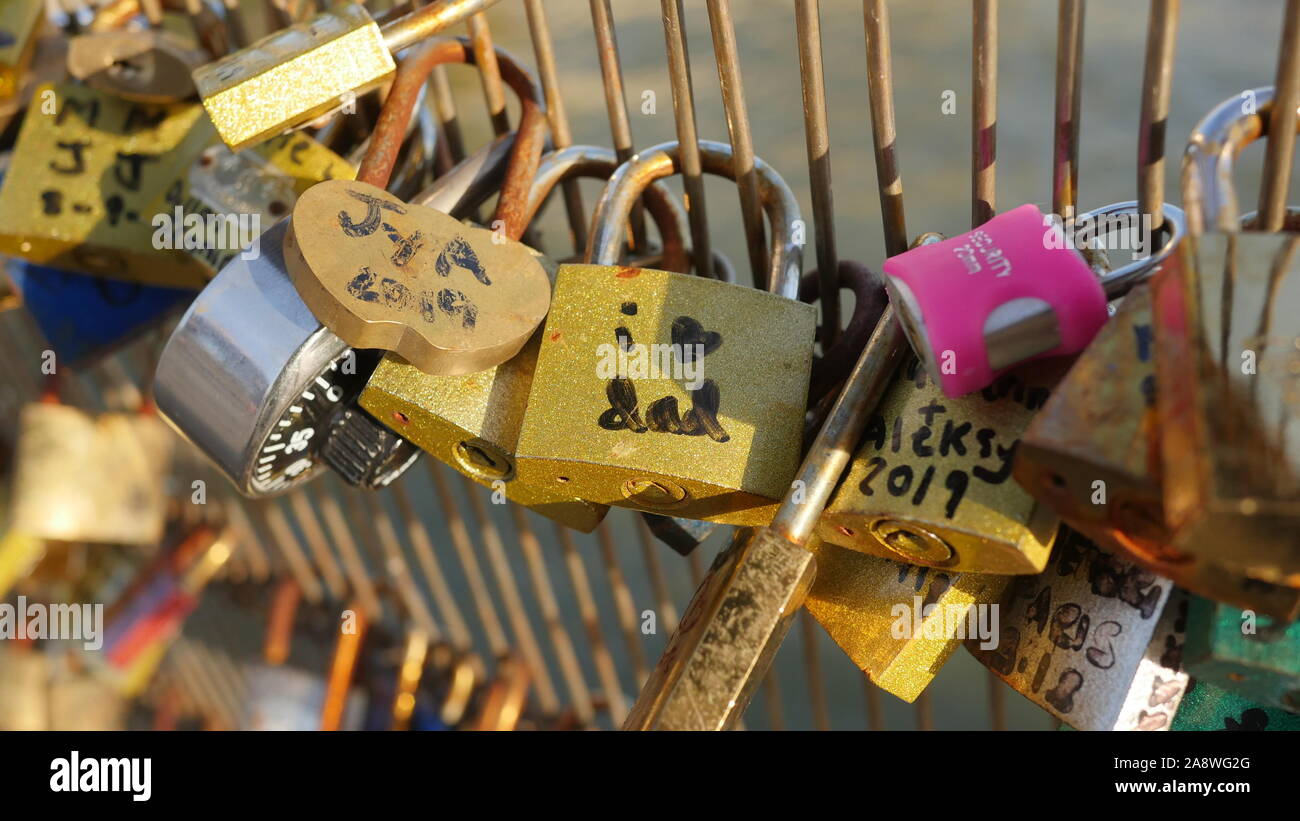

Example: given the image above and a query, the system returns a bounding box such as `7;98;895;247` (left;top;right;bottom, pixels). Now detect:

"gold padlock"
804;540;1009;702
1016;279;1300;618
10;399;173;546
361;144;691;531
967;527;1183;730
193;0;484;151
512;140;817;526
1154;87;1300;584
817;354;1066;575
0;83;214;288
0;0;42;105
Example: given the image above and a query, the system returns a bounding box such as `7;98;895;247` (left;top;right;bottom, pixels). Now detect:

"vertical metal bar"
224;496;272;583
795;0;839;342
706;0;769;287
989;676;1006;730
1258;0;1300;231
510;506;596;726
430;66;467;166
1053;0;1085;219
461;479;561;715
427;463;509;657
555;524;628;725
915;689;934;730
466;12;510;136
799;612;829;730
864;680;884;730
761;672;785;730
313;486;385;622
595;521;648;687
253;499;325;605
390;483;475;654
661;0;713;278
633;517;678;635
972;0;998;228
863;0;908;256
1138;0;1180;233
589;0;648;252
286;490;347;601
352;487;443;642
523;0;589;253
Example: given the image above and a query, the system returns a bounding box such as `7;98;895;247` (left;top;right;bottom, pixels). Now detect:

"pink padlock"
882;202;1184;397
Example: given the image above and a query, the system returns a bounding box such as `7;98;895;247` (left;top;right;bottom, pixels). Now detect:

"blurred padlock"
967;527;1183;730
192;0;488;150
513;140;817;526
816;311;1066;574
11;396;173;545
6;260;192;367
1171;679;1300;731
882;201;1183;397
0;0;43;105
67;29;207;103
0;83;214;288
1153;87;1300;585
1015;278;1300;618
804;541;1009;702
361;143;693;532
1182;596;1300;714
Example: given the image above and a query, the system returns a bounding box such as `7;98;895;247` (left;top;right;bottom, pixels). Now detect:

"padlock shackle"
768;306;908;544
522;145;689;274
589;140;803;299
357;36;546;243
380;0;501;55
1184;87;1300;234
1071;200;1187;299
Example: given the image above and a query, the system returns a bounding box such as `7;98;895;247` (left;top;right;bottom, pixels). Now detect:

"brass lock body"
513;265;816;525
360;332;608;532
804;540;1009;702
1153;231;1300;583
817;357;1065;574
193;3;396;151
967;528;1179;730
0;83;213;288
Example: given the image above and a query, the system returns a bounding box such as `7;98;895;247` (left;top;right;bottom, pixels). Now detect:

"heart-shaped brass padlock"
284;178;552;376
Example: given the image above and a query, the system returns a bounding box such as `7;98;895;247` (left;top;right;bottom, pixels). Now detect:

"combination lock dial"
155;219;419;497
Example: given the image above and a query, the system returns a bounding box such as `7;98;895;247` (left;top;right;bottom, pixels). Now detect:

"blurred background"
1;0;1293;731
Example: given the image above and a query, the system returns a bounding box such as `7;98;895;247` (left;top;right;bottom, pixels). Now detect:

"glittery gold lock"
816;355;1065;575
0;1;42;105
0;83;214;288
192;1;484;151
360;144;695;532
804;539;1009;702
1153;87;1300;585
511;140;816;526
967;527;1187;731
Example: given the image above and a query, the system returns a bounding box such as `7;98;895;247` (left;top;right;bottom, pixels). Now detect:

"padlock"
1182;596;1300;714
1015;279;1300;618
804;540;1009;702
817;353;1065;575
283;35;551;377
360;144;693;532
1170;680;1300;731
10;397;173;545
67;29;207;103
192;0;486;151
625;298;909;729
0;1;43;106
0;83;215;288
6;260;192;367
512;140;817;526
468;653;530;732
966;527;1184;730
882;201;1184;397
1153;87;1300;584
